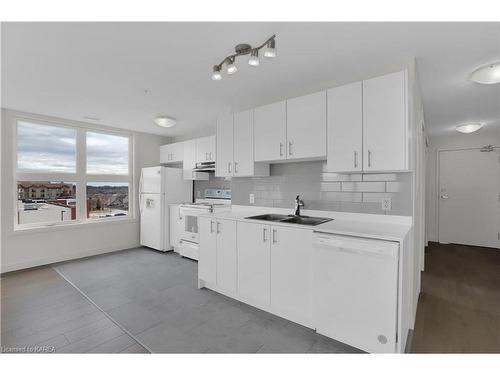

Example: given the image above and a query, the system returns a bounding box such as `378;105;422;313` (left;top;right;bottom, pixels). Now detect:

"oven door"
179;207;203;243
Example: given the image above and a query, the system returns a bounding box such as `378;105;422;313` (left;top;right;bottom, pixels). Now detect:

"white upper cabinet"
196;136;216;163
254;101;287;162
216;111;269;178
286;91;327;160
215;113;234;177
182;139;197;170
362;70;407;172
233;110;254;177
160;142;184;164
327;82;363;172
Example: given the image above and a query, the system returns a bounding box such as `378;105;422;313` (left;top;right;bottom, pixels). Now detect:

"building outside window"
15;118;133;229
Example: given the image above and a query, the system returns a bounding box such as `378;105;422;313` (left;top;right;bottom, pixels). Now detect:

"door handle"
205;152;208;161
228;162;232;174
217;222;221;234
288;141;292;156
209;152;213;160
210;220;214;233
272;228;277;244
440;194;449;199
279;143;283;157
367;150;372;168
354;151;358;168
263;228;267;242
234;162;238;174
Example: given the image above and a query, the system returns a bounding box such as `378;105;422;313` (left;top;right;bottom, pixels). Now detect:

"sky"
17;121;128;174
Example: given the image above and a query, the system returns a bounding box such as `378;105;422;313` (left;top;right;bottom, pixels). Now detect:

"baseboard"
1;243;141;274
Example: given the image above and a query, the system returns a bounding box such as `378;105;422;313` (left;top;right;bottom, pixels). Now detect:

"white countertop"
198;205;412;242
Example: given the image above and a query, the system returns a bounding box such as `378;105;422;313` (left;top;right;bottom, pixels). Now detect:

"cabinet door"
327;82;363;172
196;136;216;163
270;226;313;327
171;142;184;163
215;114;234;177
198;216;217;285
286;91;327;160
237;221;270;308
233;110;254;177
363;70;407;171
216;219;237;294
160;144;170;164
183;139;197;171
254;101;287;162
169;204;183;250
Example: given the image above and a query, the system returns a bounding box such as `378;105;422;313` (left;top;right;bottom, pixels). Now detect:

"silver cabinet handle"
367;150;372;167
228;162;232;174
234;162;238;174
288;141;292;156
272;228;277;244
279;143;283;157
210;220;214;233
217;222;221;234
209;152;213;160
205;152;208;160
263;227;267;242
354;151;358;168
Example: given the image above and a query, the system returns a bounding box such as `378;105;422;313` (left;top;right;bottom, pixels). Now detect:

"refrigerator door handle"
139;171;144;215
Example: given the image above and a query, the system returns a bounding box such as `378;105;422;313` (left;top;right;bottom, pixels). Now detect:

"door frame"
436;146;500;248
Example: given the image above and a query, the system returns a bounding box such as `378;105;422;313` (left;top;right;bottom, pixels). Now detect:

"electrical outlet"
249;193;255;204
196;190;201;198
382;197;392;211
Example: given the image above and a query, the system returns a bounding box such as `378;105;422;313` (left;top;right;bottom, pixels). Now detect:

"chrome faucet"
294;195;304;216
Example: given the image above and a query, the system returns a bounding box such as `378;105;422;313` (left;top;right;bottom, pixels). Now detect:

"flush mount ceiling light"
455;123;483;134
470;62;500;84
211;35;276;80
154;116;176;128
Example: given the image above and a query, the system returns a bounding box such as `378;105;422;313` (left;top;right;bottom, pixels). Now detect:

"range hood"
183;162;214;181
193;161;215;172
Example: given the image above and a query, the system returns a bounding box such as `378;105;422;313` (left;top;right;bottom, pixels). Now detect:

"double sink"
245;213;333;226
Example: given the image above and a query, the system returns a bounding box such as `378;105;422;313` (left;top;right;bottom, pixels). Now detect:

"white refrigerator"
139;166;192;251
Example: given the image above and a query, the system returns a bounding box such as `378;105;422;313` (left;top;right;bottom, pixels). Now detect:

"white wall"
1;109;170;273
425;129;500;243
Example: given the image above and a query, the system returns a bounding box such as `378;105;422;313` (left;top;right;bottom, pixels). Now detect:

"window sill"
11;217;138;236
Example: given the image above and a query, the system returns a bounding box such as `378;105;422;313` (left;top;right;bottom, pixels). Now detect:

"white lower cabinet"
237;221;271;309
198;217;237;293
270;226;313;327
169;204;183;251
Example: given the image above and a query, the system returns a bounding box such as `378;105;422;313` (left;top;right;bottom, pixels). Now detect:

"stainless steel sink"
280;216;332;226
245;214;333;226
245;214;290;222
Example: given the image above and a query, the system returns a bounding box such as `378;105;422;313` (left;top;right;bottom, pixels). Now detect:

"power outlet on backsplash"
382;198;392;211
249;193;255;204
196;190;201;198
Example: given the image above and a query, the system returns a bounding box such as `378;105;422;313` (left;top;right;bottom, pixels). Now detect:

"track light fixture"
211;35;276;80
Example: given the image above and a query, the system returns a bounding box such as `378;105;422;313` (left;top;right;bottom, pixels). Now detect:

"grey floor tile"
106;301;166;335
85;286;132;311
88;334;138;353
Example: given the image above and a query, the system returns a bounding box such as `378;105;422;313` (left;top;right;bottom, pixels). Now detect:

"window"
15;118;133;229
86;182;129;219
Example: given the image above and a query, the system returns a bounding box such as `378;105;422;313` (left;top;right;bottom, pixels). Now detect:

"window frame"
13;115;135;230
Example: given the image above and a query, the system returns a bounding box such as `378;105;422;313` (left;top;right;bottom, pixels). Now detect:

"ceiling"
2;22;499;137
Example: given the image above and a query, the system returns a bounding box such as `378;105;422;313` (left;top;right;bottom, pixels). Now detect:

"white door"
216;114;234;177
286;91;327;160
199;216;217;284
140;167;162;194
233;109;254;176
216;219;237;294
254;101;287;162
140;193;164;250
438;148;500;248
363;70;407;171
327;82;363;172
237;221;271;308
270;226;313;327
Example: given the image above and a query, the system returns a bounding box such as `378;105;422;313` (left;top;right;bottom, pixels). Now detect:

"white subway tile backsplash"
320;182;342;192
341;181;386;192
362;173;398;181
362;192;393;203
386;182;402;192
322;173;363;182
320;192;362;202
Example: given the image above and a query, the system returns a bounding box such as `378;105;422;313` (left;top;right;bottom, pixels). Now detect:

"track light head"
264;39;276;58
248;49;260;67
211;65;222;81
226;57;237;75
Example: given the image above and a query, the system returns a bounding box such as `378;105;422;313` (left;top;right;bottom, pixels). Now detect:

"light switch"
249;193;255;204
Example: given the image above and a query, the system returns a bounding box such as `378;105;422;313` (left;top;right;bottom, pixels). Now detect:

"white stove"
178;189;231;260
